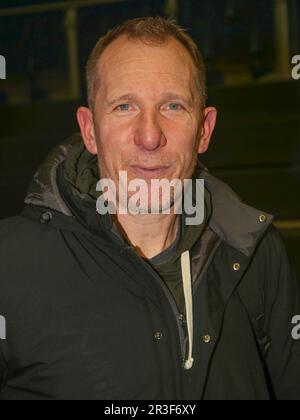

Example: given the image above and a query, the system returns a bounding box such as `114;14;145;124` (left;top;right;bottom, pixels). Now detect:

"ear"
77;107;98;155
197;107;217;154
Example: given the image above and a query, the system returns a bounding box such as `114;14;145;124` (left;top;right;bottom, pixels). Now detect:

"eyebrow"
104;92;194;108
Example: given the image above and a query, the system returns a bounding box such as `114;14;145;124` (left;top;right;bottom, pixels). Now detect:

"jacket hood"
23;133;274;258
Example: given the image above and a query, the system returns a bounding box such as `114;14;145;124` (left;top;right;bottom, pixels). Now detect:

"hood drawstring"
181;250;194;370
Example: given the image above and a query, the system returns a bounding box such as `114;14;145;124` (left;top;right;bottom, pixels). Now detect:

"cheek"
164;115;198;142
97;117;129;153
99;119;125;147
164;122;199;175
96;127;133;176
164;121;198;159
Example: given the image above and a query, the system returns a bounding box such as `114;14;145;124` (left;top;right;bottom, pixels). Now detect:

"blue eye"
117;104;131;111
168;103;182;111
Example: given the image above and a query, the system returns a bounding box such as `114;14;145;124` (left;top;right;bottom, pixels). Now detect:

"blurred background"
0;0;299;274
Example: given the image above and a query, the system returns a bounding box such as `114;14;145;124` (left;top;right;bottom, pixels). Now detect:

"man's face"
78;35;216;211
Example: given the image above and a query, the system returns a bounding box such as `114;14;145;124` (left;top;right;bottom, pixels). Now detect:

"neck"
114;212;180;259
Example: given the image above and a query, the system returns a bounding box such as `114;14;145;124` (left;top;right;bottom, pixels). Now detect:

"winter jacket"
0;134;299;400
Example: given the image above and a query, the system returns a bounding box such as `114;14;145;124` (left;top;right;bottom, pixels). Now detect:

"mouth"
130;165;170;177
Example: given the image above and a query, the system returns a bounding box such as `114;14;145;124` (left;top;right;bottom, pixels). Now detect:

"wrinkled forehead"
97;35;197;92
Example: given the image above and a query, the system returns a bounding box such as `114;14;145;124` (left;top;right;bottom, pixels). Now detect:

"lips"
130;165;170;176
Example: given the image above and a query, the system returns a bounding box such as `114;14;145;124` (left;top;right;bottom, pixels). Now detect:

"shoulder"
244;224;298;309
254;224;291;268
0;215;65;291
0;215;59;255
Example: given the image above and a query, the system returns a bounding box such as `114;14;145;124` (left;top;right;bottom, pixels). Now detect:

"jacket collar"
204;170;273;257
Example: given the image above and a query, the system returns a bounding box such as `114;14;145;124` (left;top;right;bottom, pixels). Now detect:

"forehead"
97;35;196;92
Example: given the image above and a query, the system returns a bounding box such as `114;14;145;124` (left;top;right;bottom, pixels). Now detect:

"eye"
115;103;131;111
166;103;184;111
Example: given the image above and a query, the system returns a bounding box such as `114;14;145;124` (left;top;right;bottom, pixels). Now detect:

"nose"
134;110;166;151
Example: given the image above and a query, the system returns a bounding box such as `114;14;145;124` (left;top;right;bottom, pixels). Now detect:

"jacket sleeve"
264;227;300;400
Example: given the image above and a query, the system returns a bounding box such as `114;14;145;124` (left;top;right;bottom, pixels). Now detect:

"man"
0;17;299;400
